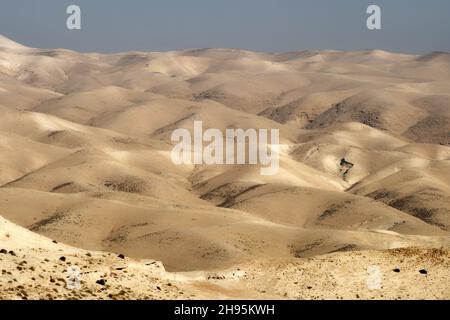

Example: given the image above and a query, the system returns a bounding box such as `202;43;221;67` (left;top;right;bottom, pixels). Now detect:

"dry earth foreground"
0;35;449;299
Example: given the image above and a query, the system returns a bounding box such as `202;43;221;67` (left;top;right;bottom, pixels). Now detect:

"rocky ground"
1;216;449;300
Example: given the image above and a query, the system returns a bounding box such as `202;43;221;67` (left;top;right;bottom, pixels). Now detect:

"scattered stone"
0;249;7;254
118;254;125;259
8;251;16;256
393;268;400;273
96;279;107;286
59;256;66;262
419;269;428;274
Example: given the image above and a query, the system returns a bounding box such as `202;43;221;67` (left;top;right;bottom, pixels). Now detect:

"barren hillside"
0;35;449;299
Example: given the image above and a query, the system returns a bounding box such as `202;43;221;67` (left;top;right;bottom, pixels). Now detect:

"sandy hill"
0;35;449;299
0;35;29;50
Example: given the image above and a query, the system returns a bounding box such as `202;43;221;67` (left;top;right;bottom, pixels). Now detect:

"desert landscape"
0;34;449;299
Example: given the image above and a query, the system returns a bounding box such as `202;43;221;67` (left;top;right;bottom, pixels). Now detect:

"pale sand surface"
0;35;449;299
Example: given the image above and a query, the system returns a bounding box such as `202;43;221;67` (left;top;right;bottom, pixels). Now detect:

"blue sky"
1;0;449;53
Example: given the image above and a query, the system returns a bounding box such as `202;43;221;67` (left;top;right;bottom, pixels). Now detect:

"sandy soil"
0;35;449;299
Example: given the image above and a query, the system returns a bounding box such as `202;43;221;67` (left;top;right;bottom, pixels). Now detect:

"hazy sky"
1;0;449;53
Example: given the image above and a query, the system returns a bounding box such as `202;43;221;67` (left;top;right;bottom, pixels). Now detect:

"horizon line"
1;34;449;57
